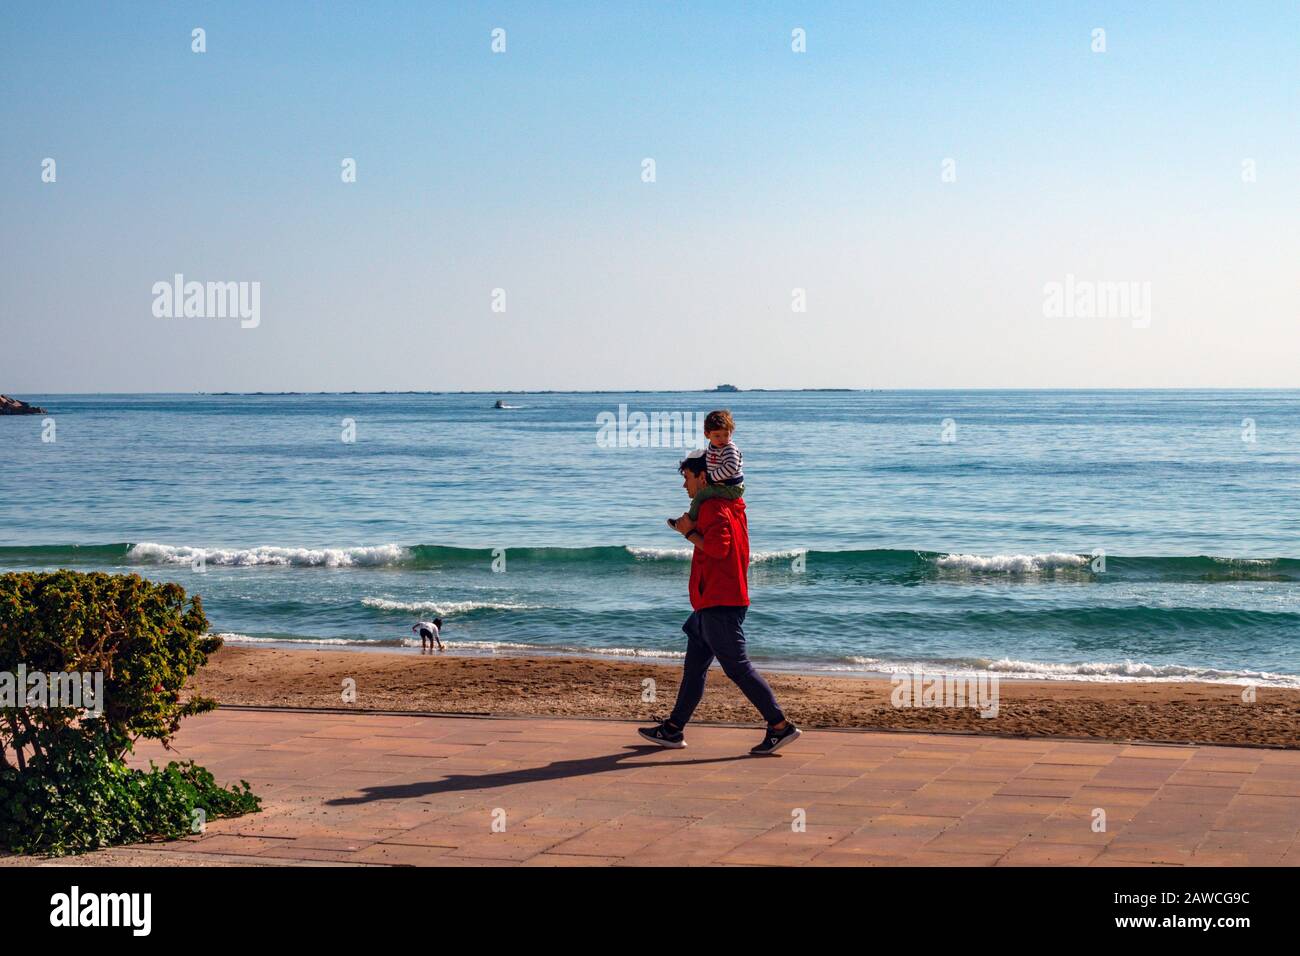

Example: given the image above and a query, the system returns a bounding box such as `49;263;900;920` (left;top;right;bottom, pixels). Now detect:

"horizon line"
7;386;1299;397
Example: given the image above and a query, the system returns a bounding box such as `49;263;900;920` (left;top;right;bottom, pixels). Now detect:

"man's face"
682;469;708;498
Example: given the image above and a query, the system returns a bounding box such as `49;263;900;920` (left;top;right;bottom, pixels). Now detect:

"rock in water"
0;395;47;415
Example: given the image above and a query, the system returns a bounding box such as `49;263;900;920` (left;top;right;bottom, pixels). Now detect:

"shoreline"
192;645;1300;749
213;636;1299;688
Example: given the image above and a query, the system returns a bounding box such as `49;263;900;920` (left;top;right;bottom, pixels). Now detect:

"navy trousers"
668;605;785;727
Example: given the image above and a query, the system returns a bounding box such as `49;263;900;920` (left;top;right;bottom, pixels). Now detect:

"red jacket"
688;497;750;609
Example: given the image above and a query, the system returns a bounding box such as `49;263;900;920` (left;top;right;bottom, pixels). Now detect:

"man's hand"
675;513;696;535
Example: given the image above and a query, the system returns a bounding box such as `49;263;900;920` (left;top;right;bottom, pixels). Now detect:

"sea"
3;390;1298;686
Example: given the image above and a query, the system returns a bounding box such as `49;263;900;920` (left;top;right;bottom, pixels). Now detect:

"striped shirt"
707;441;744;485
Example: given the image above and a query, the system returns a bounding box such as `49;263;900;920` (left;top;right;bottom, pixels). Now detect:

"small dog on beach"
412;618;444;651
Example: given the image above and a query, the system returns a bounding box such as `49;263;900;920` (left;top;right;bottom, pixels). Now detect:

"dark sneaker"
666;517;678;530
750;722;801;755
638;719;686;749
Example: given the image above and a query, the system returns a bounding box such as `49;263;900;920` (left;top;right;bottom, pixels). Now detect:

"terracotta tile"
815;784;911;808
1117;745;1194;760
522;853;621;867
938;765;1020;783
80;711;1300;869
970;794;1071;816
763;773;858;793
1164;770;1251;790
182;835;288;856
1195;831;1291;866
806;848;906;866
914;780;1002;799
1020;809;1117;846
923;824;1033;855
619;824;768;866
1238;778;1300;798
907;849;1002;866
377;821;485;848
548;814;694;857
716;825;856;865
798;802;886;828
892;795;989;819
1017;763;1103;781
1155;785;1240;807
1094;843;1195;865
996;778;1083;798
447;833;571;861
999;842;1105;866
254;845;372;863
1036;750;1116;767
1071;786;1159;809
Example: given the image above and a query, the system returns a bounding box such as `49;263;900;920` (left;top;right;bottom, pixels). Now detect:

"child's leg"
687;483;745;520
687;485;722;520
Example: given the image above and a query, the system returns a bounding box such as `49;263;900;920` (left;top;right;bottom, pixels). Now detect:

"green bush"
0;733;259;855
0;570;259;855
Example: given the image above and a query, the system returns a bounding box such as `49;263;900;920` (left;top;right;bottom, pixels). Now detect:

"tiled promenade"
39;708;1300;866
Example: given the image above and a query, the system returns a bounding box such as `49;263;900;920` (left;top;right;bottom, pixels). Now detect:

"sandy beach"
193;645;1300;749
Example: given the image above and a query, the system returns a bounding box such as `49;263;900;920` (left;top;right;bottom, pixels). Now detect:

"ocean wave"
214;632;415;648
837;655;1300;687
213;631;686;659
439;640;685;659
934;552;1089;573
128;542;408;567
627;546;807;563
1;542;1296;582
360;597;540;614
625;546;693;561
211;634;1297;685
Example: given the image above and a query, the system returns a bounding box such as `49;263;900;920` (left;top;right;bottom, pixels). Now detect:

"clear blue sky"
2;1;1296;392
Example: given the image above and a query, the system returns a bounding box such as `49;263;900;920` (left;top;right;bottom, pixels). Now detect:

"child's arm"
708;443;743;483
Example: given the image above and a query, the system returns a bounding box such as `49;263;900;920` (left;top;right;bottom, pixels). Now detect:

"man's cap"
678;447;708;472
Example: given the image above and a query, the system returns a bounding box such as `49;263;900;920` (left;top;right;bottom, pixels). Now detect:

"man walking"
639;449;800;755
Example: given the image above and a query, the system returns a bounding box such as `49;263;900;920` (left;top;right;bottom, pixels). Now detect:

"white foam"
626;545;807;564
838;655;1300;687
213;632;685;659
440;640;685;659
584;645;687;659
935;552;1089;573
129;542;408;568
625;546;692;561
360;597;539;614
751;548;809;563
211;635;1297;685
213;632;414;648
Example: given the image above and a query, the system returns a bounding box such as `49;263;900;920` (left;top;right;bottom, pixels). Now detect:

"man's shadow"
327;745;751;806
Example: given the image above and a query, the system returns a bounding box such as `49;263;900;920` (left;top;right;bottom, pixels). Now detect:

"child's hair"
433;617;444;628
704;409;735;434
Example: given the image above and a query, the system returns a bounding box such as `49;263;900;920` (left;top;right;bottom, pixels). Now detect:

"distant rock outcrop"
0;395;47;415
